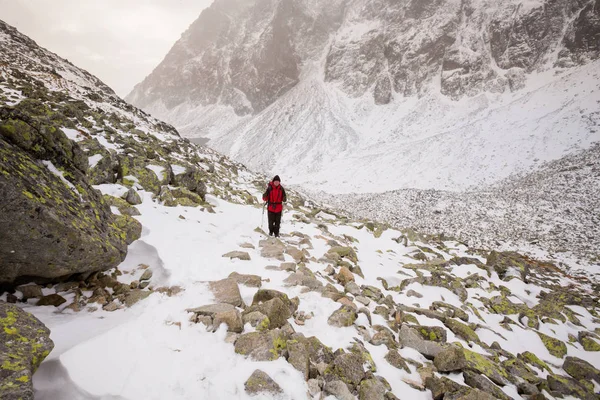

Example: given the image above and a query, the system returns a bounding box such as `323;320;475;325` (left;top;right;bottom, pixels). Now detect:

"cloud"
0;0;214;96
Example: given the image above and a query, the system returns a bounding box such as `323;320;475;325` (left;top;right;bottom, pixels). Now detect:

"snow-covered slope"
127;0;600;193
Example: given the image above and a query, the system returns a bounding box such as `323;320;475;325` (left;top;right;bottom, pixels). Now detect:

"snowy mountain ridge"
127;0;600;193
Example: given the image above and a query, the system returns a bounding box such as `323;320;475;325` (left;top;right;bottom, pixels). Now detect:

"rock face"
127;0;600;197
130;0;600;111
0;302;54;399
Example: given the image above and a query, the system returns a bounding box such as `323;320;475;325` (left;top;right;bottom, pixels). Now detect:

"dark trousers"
268;211;282;236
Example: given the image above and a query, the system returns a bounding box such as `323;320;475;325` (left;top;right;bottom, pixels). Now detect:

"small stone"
328;305;358;327
124;289;151;307
355;296;371;306
16;284;43;300
406;289;423;298
359;378;386;400
385;350;410;373
6;293;18;303
337;297;358;310
124;188;142;205
280;262;297;272
140;269;153;281
243;311;269;330
228;272;262;288
324;380;354;400
224;332;240;344
240;242;255;249
324;265;335;275
209;278;244;307
244;369;283;395
102;302;119;312
222;251;251;261
336;266;355;285
345;281;361;296
130;281;140;289
139;280;150;289
36;294;67;307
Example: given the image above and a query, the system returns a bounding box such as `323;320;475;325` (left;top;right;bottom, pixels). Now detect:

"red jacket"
263;182;286;213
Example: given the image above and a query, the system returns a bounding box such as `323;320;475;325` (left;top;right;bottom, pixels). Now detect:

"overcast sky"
0;0;213;96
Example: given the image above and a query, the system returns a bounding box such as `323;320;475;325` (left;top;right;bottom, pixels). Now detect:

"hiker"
263;175;287;237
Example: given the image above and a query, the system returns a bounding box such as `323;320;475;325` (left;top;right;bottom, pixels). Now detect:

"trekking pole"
261;202;266;228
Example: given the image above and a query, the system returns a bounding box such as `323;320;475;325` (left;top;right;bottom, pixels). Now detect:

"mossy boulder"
0;138;128;284
328;352;366;388
463;370;511;400
234;329;289;361
244;369;282;395
328;305;358;327
358;378;386;400
563;356;600;382
444;318;480;343
117;154;171;194
252;289;299;315
434;345;467;372
112;214;142;245
172;167;207;201
547;374;596;399
537;332;567;358
244;297;291;329
464;349;510;386
415;325;448;343
0;302;54;400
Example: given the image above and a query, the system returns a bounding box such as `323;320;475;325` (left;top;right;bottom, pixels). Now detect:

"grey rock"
287;340;310;380
209;278;244;307
463;370;511;400
398;324;444;359
345;281;361;296
246;297;291;330
0;302;54;400
280;262;297;272
244;369;283;395
139;269;153;281
235;329;289;361
324;380;354;400
328;305;358;327
123;188;142;205
384;350;410;373
434;345;466;372
252;289;299;315
16;284;43;300
228;272;262;288
242;311;269;330
221;251;251;261
563;356;600;382
36;294;67;307
359;378;387;400
123;289;151;307
329;352;366;388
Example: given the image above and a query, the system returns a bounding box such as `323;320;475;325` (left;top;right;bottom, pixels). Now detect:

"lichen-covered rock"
252;289;299;315
359;378;387;400
328;352;366;388
113;214;142;245
234;329;289;361
242;311;270;331
384;350;410;373
463;370;511;400
434;345;467;372
463;349;510;386
0;136;128;284
563;356;600;382
398;324;444;359
324;380;354;400
172;167;207;201
0;302;54;400
547;374;596;399
245;297;291;330
328;305;358;327
444;318;480;343
287;340;310;380
537;331;567;358
244;369;282;396
117;154;171;194
123;188;142;205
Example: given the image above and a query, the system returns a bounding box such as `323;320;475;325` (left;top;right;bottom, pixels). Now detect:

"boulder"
287;340;310;380
209;278;244;307
0;136;128;284
188;303;244;333
172;167;207;201
123;188;142;205
384;350;410;373
0;302;54;400
434;345;467;372
359;378;387;400
228;272;261;288
336;267;355;285
123;289;151;307
245;297;291;329
252;289;299;315
328;305;358;327
563;356;600;382
16;284;43;300
329;352;366;388
463;370;511;400
234;329;289;361
398;324;444;359
244;369;283;395
324;380;354;400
